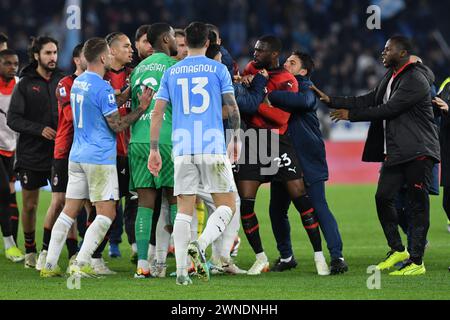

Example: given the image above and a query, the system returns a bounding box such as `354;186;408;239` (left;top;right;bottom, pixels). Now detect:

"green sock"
135;207;153;261
169;204;177;225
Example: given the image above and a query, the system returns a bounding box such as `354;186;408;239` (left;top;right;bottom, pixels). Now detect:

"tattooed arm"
222;92;242;163
222;92;241;137
106;87;153;133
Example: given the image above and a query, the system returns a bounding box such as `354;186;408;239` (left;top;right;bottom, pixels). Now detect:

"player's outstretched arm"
106;87;153;132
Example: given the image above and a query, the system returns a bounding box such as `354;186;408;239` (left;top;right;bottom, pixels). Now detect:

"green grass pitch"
0;185;449;300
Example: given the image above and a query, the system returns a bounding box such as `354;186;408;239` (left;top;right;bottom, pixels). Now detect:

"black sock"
24;231;37;253
66;238;78;258
9;192;19;243
410;256;422;265
0;201;12;237
292;195;322;252
42;227;52;251
241;198;264;254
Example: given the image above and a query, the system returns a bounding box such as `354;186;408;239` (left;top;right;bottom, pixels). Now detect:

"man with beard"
312;36;440;276
41;38;153;277
131;25;154;68
7;36;64;268
129;23;179;278
236;35;328;276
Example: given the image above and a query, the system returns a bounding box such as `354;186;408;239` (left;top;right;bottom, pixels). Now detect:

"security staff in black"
7;36;63;266
312;36;440;276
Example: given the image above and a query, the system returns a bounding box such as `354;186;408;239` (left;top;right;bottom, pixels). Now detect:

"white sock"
198;206;233;252
148;244;156;262
220;207;240;259
156;204;170;264
3;236;16;250
137;259;149;271
76;215;112;265
190;209;198;241
256;252;268;262
173;213;192;277
211;236;222;262
91;257;103;266
281;256;292;263
45;212;74;270
131;243;137;254
314;251;326;261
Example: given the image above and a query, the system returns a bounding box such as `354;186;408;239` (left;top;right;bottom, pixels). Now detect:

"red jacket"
243;61;298;134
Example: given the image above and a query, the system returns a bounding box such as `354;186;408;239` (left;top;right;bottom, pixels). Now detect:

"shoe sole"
188;245;209;281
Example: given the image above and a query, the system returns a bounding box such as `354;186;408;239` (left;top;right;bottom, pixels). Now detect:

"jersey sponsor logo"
32;86;40;93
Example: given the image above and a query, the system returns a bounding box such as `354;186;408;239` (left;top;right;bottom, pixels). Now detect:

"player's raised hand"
148;149;162;177
330;109;349;122
138;86;155;111
310;85;331;105
227;137;242;163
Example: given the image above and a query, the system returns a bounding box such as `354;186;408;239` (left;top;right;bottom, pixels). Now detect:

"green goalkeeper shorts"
128;143;174;191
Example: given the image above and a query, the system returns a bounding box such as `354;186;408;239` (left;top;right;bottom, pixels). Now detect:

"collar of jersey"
85;71;103;79
185;55;206;59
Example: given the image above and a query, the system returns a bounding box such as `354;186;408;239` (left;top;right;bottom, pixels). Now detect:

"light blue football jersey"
69;71;118;165
156;55;234;156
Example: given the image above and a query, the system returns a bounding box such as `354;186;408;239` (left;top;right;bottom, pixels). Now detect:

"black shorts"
51;158;69;193
0;154;15;183
234;129;302;183
117;155;130;198
17;168;51;190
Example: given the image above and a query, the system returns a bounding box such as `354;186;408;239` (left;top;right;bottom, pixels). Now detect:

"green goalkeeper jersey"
130;52;177;145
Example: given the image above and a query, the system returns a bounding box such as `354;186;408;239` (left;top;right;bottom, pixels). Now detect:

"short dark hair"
174;29;186;38
206;44;221;60
389;35;414;55
208;30;218;45
0;32;8;44
206;24;219;37
72;43;84;59
185;22;209;49
105;32;125;46
292;51;315;76
147;23;172;47
258;35;282;52
0;49;17;60
28;36;59;63
135;25;150;41
83;37;108;63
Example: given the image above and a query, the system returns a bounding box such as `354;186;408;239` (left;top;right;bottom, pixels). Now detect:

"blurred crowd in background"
1;0;449;138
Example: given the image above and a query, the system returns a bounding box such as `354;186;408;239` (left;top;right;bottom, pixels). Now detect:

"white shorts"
174;154;237;196
66;162;119;203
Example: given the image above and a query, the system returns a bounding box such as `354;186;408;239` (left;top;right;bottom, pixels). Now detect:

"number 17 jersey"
69;71;118;165
156;55;234;157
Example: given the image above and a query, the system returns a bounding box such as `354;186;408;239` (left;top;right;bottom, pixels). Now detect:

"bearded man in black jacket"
312;36;440;276
7;36;64;268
